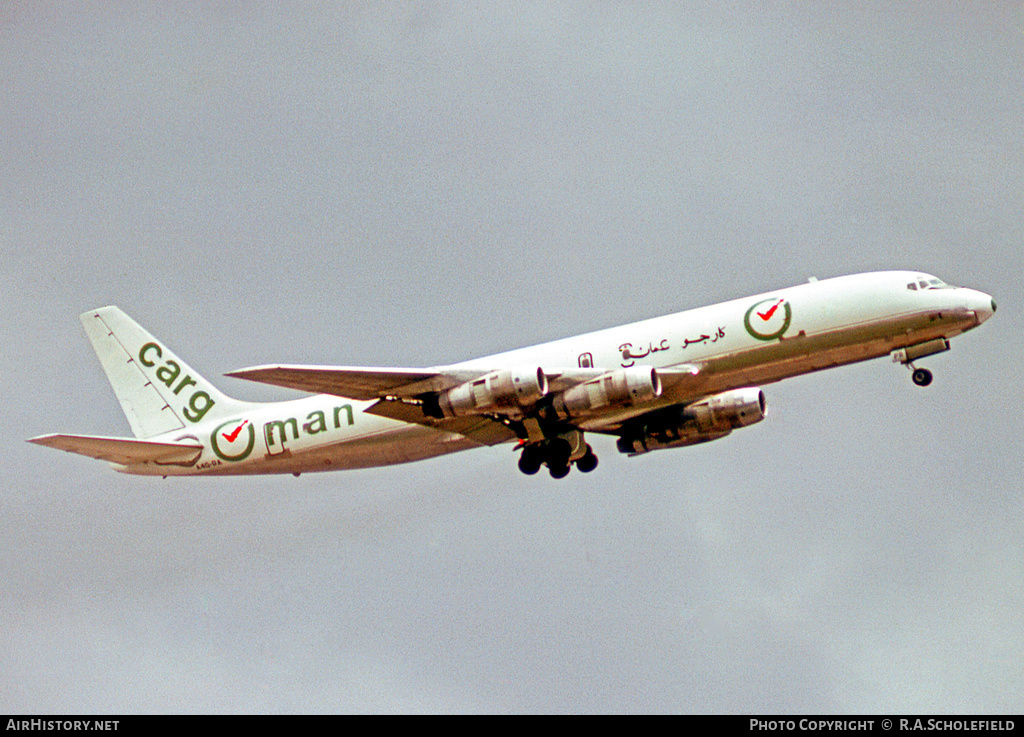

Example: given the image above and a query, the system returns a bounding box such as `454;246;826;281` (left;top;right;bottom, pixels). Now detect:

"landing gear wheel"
548;463;571;479
543;438;572;479
912;368;933;387
546;438;571;467
575;446;598;474
518;445;542;475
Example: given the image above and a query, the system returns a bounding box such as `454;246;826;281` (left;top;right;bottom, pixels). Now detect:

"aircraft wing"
226;363;703;400
226;361;706;445
27;434;203;465
648;364;702;388
224;364;471;400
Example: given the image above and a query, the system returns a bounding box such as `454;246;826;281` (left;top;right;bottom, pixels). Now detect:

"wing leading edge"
223;364;458;400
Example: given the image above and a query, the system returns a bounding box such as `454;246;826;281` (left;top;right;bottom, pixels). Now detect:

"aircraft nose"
969;290;996;324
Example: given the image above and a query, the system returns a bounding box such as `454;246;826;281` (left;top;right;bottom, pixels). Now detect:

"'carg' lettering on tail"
138;341;215;422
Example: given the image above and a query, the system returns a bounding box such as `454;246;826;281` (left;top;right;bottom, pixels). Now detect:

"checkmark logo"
211;418;256;462
222;420;248;443
744;298;792;341
757;299;785;321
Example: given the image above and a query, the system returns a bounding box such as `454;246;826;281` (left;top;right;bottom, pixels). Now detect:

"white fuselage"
124;271;994;476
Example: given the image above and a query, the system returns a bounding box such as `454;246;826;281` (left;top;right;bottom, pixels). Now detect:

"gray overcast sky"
2;1;1022;713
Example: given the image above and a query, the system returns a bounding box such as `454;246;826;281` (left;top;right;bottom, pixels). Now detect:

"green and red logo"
210;418;255;461
744;297;792;341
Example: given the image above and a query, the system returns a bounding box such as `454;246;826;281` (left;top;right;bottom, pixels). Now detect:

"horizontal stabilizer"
225;364;461;400
27;434;203;466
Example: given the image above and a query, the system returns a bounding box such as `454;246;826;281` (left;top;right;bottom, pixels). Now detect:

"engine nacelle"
552;367;662;420
616;387;766;455
425;367;548;419
685;386;766;431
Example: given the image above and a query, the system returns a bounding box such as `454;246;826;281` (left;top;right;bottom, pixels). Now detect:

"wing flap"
27;434;203;466
364;400;518;446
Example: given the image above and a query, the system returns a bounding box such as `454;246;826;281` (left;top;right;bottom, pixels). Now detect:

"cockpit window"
909;277;952;291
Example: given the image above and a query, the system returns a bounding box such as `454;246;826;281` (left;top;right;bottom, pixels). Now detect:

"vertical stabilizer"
80;307;256;438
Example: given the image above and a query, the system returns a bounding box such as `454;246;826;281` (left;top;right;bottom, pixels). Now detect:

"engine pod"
552;367;662;420
428;367;548;418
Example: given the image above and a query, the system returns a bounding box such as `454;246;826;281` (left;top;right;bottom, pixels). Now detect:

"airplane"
28;271;995;479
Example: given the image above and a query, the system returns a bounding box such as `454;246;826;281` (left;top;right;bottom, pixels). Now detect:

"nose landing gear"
892;339;949;388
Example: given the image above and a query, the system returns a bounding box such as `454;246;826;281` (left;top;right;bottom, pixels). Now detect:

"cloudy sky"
2;1;1022;713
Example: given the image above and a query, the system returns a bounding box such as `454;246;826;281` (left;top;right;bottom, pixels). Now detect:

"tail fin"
80;306;257;438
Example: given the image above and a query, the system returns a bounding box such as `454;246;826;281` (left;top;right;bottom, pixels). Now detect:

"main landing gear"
516;432;598;479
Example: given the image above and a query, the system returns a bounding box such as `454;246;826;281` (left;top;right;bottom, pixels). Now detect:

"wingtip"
224;365;278;381
27;433;58;445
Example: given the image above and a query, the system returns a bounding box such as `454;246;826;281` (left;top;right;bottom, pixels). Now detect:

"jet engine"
551;367;662;419
685;387;766;431
617;387;766;455
423;367;548;419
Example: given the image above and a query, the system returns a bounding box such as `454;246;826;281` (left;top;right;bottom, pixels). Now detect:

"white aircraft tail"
80;306;258;438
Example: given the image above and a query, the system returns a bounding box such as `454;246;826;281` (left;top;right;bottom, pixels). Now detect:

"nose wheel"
911;367;933;387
